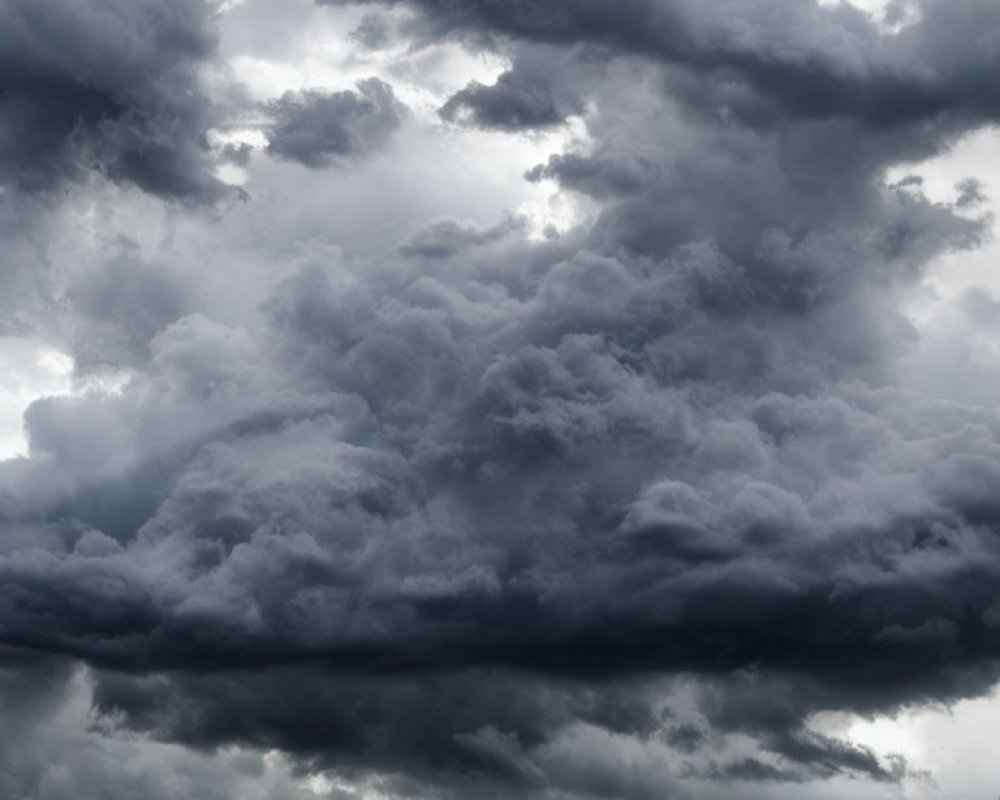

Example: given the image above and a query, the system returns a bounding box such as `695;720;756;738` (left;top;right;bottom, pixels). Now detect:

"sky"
2;0;1000;798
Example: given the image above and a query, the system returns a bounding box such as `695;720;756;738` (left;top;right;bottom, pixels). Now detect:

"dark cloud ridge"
330;0;1000;133
265;78;408;167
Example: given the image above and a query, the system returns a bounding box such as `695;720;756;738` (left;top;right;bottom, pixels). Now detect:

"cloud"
0;0;230;201
3;230;998;792
265;79;408;168
350;12;393;50
322;0;1000;129
440;47;584;131
3;0;1000;798
0;658;358;800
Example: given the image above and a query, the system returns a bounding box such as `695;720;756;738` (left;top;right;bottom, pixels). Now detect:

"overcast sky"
2;1;1000;798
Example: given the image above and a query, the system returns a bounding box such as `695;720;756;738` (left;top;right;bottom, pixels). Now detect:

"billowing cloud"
3;0;1000;798
323;0;1000;129
440;47;584;130
265;79;408;167
0;0;229;200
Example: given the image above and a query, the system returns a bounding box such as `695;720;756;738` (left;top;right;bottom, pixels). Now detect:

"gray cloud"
3;0;1000;798
0;0;230;201
3;222;998;791
323;0;1000;129
0;658;354;800
265;79;408;168
440;47;584;131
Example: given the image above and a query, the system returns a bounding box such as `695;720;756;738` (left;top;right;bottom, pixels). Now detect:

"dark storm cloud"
439;47;584;131
0;656;352;800
323;0;1000;129
265;79;408;168
2;213;996;793
4;0;1000;798
0;0;229;201
88;667;911;796
441;71;566;130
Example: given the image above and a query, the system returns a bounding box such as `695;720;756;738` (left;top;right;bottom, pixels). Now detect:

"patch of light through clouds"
808;690;1000;799
0;338;74;460
216;1;593;238
0;338;132;461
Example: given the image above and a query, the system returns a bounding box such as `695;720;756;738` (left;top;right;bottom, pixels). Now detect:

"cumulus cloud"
0;0;229;200
3;0;1000;798
440;47;585;131
265;79;408;167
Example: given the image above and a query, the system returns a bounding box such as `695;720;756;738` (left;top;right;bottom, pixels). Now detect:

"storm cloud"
0;0;229;200
439;47;585;130
265;78;408;167
3;0;1000;798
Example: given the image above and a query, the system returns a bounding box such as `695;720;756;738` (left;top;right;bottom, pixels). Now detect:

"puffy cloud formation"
439;47;584;130
0;0;226;200
3;0;1000;798
265;79;408;167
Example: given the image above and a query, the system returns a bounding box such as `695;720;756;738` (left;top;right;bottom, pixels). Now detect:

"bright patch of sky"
888;127;1000;406
0;339;73;460
811;689;1000;799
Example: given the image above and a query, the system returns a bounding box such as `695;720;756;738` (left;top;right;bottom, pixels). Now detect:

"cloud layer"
3;0;1000;798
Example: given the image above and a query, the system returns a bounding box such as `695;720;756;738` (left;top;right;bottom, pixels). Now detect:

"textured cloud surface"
0;0;227;200
265;78;407;166
3;0;1000;798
